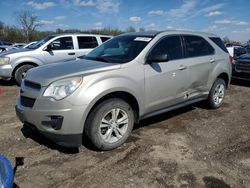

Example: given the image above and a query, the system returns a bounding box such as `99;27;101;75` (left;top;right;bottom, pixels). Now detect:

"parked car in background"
232;53;250;81
11;43;27;48
0;34;112;84
0;45;19;53
22;41;37;49
0;40;12;46
16;31;231;150
227;46;247;58
244;45;250;53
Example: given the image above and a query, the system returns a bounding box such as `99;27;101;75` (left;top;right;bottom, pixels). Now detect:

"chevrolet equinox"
16;31;232;150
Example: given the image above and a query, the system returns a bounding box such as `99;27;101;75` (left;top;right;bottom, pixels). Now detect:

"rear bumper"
0;64;12;79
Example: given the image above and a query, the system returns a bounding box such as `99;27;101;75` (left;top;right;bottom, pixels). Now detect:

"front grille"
21;96;36;108
236;61;250;72
24;80;41;90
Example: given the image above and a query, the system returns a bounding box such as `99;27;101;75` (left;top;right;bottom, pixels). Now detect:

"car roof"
120;31;161;37
48;33;112;38
120;30;218;38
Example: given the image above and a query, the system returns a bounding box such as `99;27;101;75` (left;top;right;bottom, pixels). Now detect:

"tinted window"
184;36;214;57
149;36;183;61
101;37;111;43
50;37;73;50
209;37;228;53
77;36;98;49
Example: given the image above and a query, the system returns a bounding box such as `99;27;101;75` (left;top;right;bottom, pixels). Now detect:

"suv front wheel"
85;98;134;150
208;78;226;109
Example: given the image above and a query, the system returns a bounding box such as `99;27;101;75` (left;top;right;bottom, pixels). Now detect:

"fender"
11;56;44;69
68;73;145;130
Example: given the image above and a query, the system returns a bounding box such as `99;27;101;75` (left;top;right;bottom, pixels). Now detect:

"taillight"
228;55;233;65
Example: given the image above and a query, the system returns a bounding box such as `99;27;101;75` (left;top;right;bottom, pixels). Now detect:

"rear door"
182;35;215;98
41;36;77;64
144;35;189;113
76;36;99;57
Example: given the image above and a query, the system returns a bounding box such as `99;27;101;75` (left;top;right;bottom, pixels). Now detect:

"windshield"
28;36;55;49
84;35;152;63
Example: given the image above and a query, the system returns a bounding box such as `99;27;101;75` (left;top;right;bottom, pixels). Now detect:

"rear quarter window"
209;37;228;53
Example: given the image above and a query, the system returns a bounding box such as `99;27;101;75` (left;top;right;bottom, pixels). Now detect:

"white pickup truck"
0;34;111;84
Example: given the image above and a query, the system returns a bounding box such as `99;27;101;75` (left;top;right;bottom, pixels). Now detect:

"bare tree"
16;11;42;42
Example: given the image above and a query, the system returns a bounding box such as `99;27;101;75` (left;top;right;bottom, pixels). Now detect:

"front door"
42;36;77;64
144;36;189;113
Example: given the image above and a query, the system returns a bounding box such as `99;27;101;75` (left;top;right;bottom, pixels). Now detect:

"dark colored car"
0;40;12;46
245;45;250;53
234;47;247;58
233;53;250;81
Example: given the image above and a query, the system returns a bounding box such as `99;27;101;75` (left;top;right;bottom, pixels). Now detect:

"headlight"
43;77;82;100
0;57;10;65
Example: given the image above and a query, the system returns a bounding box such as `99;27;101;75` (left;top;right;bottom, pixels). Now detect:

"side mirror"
44;44;52;51
147;54;169;64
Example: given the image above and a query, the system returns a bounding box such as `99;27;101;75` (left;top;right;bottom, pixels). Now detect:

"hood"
0;48;32;56
238;53;250;60
25;59;121;86
237;53;250;61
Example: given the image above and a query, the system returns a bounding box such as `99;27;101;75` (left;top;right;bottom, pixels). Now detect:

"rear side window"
209;37;228;53
77;36;98;49
184;35;214;58
149;36;183;61
101;37;111;43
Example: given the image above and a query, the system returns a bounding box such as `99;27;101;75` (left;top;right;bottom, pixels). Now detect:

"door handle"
210;58;215;63
178;65;187;71
68;53;75;55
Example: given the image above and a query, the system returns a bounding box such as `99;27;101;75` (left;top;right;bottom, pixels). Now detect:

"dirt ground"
0;79;250;188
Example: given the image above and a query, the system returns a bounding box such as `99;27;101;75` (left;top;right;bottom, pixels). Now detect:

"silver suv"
0;34;111;84
16;31;232;150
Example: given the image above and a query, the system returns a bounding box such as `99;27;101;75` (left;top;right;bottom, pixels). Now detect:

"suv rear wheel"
208;78;226;109
85;98;134;150
14;64;35;85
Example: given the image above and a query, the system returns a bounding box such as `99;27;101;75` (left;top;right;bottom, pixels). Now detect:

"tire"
14;64;35;85
208;78;226;109
85;98;134;151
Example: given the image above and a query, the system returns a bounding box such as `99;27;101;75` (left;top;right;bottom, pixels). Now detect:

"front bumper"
0;64;13;79
16;95;88;148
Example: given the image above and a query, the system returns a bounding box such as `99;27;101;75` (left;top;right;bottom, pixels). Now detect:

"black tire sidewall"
208;78;226;109
15;65;34;85
85;98;134;150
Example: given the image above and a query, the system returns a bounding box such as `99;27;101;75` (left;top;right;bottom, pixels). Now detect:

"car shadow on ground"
21;124;80;154
20;102;207;153
0;79;16;86
135;105;196;129
231;79;250;87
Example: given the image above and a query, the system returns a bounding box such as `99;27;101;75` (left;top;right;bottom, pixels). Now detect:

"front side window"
148;36;183;61
77;36;98;49
84;35;152;63
184;35;214;58
50;37;74;50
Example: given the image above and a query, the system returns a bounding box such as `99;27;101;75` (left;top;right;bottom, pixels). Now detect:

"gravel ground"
0;79;250;188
